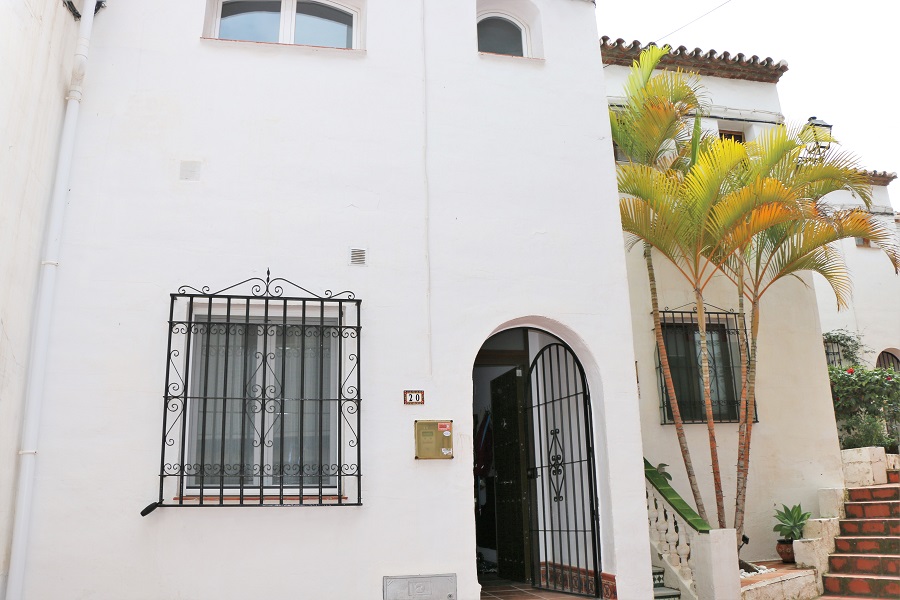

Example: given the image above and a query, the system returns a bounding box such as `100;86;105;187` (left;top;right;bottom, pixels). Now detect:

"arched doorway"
473;328;601;597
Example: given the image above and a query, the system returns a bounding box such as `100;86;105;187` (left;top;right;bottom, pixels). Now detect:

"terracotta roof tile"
861;170;898;186
600;37;789;83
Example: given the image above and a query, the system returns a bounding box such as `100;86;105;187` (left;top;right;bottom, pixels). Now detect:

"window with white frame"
477;14;526;57
156;271;361;507
210;0;358;49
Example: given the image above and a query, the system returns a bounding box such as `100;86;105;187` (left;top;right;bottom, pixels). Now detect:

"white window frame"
476;11;531;58
207;0;361;49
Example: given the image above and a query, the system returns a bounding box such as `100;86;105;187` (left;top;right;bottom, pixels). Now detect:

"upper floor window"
477;15;525;57
213;0;356;49
153;271;361;507
719;130;745;143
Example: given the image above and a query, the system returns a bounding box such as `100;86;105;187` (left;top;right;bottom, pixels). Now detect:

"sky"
596;0;900;211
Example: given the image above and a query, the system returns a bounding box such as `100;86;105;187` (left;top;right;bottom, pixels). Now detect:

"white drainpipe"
4;2;98;599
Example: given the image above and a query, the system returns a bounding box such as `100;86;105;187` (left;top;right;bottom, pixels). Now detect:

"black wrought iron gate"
526;343;600;597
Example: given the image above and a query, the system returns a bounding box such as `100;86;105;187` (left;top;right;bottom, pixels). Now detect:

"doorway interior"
473;328;601;597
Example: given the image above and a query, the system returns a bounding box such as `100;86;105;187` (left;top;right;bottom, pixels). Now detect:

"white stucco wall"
627;249;845;562
0;0;77;592
12;1;651;599
814;184;900;366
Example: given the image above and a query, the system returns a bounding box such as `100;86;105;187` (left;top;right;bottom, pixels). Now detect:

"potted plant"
772;504;811;563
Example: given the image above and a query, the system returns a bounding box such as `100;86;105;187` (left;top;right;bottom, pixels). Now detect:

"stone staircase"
820;468;900;599
652;567;680;599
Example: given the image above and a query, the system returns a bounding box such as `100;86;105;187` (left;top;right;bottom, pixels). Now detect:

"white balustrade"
645;481;699;599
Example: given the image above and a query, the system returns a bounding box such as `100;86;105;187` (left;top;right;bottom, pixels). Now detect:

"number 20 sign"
404;390;425;405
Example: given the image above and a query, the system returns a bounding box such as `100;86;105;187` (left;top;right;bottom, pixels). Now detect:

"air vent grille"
349;248;367;266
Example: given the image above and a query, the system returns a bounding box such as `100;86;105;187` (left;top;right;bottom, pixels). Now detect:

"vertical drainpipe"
4;2;97;599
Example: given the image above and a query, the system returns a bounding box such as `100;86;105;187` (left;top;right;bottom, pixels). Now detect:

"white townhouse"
2;1;648;599
814;172;900;372
1;2;881;600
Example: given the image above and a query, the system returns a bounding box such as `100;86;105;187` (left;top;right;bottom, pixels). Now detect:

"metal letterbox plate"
383;573;457;600
414;420;453;459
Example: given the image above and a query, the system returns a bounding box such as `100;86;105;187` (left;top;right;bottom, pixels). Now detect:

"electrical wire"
652;0;736;45
602;0;737;69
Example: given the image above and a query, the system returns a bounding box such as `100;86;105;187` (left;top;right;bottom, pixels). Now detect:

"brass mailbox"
414;420;453;459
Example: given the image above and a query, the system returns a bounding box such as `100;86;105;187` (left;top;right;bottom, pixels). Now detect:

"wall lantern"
806;116;833;157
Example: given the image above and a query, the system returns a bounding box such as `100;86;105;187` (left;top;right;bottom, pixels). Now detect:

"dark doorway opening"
473;328;601;597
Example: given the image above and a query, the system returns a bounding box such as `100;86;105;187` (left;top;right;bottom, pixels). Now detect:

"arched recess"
876;349;900;371
472;320;602;597
476;0;544;58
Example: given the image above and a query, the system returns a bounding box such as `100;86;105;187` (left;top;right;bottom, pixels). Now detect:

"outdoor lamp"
807;116;833;157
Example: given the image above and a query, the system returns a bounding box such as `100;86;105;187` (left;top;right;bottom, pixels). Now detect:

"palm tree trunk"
645;243;709;522
695;290;727;528
734;297;761;538
734;262;750;546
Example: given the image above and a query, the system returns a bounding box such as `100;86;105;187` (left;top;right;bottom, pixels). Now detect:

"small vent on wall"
349;248;367;266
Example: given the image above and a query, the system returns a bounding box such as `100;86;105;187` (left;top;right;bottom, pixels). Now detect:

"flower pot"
776;539;795;563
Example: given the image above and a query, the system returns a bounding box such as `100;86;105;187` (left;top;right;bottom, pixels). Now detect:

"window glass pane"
188;318;338;490
477;17;524;57
295;1;353;48
220;1;282;43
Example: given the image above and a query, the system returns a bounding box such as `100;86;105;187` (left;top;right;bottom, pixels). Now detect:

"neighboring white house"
813;172;900;370
0;2;883;600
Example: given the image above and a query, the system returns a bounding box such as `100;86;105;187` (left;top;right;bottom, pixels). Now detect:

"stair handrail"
645;458;710;600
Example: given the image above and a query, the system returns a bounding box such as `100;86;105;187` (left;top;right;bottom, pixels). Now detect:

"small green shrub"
840;413;897;450
773;504;810;541
828;365;900;451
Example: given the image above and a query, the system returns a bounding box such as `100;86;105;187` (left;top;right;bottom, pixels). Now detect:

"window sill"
478;51;545;64
200;37;367;57
174;494;348;504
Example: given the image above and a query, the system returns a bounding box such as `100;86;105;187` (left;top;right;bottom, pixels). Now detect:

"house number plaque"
404;390;425;405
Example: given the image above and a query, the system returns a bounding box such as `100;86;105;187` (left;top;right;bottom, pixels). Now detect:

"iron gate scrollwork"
526;343;600;597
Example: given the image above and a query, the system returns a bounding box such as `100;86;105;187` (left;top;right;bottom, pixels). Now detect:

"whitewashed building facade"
1;1;650;599
1;2;885;599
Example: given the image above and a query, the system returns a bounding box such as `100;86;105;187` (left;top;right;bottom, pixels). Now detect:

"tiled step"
822;572;900;597
845;500;900;518
828;554;899;576
848;485;900;502
839;518;900;536
651;567;680;598
835;536;900;555
889;470;899;484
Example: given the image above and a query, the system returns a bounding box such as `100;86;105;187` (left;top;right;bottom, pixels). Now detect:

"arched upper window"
213;0;358;49
876;350;900;371
477;16;525;57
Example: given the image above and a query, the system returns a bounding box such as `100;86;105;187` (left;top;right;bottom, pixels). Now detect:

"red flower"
846;368;855;374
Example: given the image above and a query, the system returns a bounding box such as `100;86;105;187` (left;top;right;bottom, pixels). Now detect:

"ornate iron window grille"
655;307;750;424
155;271;361;507
824;341;845;367
876;350;900;371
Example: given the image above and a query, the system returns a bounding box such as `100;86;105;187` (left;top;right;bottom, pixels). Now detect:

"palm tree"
619;135;802;528
609;45;710;521
721;124;900;540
